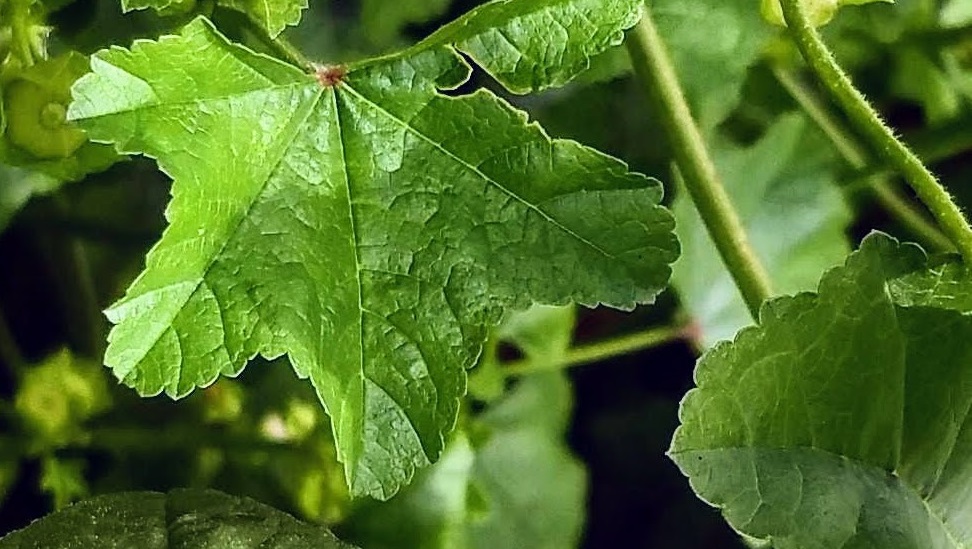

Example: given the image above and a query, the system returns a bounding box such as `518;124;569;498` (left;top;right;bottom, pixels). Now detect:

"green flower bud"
761;0;894;28
2;52;89;159
761;0;839;27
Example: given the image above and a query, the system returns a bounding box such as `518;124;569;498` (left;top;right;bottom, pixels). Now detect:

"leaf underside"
671;232;972;548
0;489;356;548
69;8;677;499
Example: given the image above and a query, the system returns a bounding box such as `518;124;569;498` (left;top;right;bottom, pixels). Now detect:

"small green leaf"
219;0;309;37
0;489;358;547
671;232;972;548
420;0;643;93
69;16;677;498
121;0;308;37
672;115;851;346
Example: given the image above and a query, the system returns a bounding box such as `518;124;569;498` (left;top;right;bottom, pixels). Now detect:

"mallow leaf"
672;114;851;347
419;0;642;93
121;0;308;37
68;13;677;498
670;232;972;548
0;489;357;547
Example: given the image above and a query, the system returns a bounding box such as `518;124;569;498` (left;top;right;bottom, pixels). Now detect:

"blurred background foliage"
2;0;972;546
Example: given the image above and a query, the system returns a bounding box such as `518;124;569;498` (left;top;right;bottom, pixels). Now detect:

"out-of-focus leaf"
653;0;772;130
0;489;359;547
39;457;88;510
672;114;851;347
892;47;962;124
0;163;60;233
361;0;453;46
14;349;112;448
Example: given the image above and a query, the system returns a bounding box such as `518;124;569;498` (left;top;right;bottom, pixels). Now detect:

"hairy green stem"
626;8;773;319
504;324;688;376
772;65;953;252
0;307;25;373
779;0;972;260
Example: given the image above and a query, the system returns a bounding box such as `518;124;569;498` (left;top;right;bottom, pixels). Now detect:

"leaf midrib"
339;83;618;262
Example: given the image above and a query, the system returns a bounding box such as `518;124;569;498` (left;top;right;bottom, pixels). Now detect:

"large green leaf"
121;0;308;37
671;232;972;548
68;13;677;498
343;305;586;549
0;489;357;547
672;114;851;347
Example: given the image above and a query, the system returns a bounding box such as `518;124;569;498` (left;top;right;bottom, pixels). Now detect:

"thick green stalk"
771;65;953;252
626;8;772;319
779;0;972;260
504;324;687;376
8;0;36;66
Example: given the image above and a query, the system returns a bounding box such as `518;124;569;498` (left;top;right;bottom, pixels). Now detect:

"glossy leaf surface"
69;12;677;498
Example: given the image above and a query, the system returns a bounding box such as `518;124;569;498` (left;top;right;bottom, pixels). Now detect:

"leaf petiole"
778;0;972;261
239;11;312;69
625;7;773;319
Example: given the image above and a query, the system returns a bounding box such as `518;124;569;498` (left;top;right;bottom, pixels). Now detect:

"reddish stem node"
314;64;347;88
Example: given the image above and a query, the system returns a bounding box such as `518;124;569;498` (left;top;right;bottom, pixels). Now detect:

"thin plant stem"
771;65;953;252
241;12;312;69
779;0;972;260
52;196;104;357
625;8;773;319
9;0;36;66
0;307;25;373
503;324;688;376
